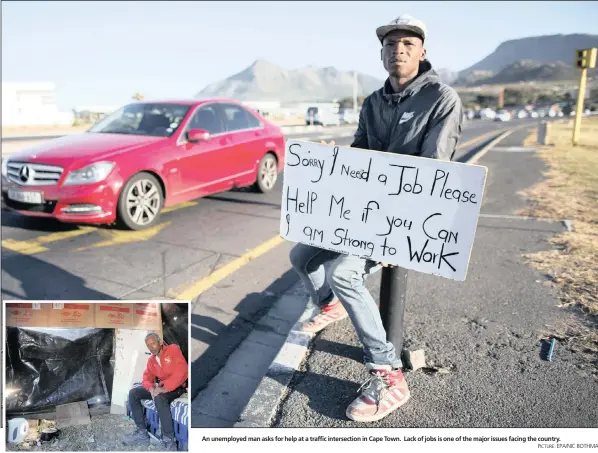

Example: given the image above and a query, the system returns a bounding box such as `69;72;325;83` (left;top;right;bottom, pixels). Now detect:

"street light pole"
379;266;408;361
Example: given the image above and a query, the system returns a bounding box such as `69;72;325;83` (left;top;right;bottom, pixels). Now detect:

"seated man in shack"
123;333;188;450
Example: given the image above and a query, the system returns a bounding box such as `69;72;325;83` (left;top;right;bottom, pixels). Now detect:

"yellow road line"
162;201;198;213
2;200;198;255
1;227;96;255
175;235;285;300
75;222;171;251
2;239;50;254
456;128;506;150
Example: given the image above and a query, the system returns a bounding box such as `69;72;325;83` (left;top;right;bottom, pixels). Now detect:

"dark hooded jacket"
352;60;463;161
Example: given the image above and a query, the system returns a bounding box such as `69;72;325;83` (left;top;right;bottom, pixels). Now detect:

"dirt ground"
6;414;177;452
519;117;598;364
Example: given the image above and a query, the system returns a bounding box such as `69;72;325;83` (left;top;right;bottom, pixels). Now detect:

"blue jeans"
289;243;402;368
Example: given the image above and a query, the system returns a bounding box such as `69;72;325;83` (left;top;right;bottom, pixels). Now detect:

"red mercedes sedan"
1;99;285;230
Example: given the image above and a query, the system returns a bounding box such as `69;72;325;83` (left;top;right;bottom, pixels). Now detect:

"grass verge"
518;118;598;362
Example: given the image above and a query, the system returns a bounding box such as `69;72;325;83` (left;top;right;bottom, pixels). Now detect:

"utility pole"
573;47;597;146
497;87;505;110
353;71;358;112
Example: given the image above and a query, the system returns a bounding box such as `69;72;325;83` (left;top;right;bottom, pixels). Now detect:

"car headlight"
1;158;8;177
63;162;115;185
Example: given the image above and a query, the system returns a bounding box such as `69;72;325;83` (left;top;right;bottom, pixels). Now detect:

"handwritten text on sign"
279;140;488;281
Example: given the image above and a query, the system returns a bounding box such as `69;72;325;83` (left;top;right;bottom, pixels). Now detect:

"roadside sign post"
573;47;597;146
379;266;408;360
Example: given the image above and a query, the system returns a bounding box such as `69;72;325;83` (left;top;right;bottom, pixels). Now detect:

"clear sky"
2;1;597;110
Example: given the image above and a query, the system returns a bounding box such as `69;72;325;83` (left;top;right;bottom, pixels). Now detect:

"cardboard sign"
133;302;161;329
49;303;95;327
280;140;488;281
6;303;49;327
95;303;134;328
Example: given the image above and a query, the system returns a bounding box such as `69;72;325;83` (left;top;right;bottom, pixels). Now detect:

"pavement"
0;118;553;429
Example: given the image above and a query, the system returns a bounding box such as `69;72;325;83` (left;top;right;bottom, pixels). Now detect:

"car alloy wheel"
258;155;278;192
125;178;161;226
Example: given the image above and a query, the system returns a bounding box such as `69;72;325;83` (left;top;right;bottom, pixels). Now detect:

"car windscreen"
88;103;191;137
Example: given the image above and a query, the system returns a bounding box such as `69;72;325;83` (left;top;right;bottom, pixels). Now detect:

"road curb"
232;124;531;428
234;292;317;427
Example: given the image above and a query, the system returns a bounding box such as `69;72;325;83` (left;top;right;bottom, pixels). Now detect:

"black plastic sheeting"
5;303;188;417
161;303;189;361
5;327;114;417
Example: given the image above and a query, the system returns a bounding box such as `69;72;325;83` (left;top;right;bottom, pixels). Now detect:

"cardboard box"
6;302;50;327
95;303;134;328
133;303;161;330
49;303;95;327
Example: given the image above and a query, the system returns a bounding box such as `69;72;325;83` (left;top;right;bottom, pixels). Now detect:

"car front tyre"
255;154;278;193
117;172;163;230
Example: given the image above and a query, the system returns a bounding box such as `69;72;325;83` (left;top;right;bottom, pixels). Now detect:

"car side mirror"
187;128;210;142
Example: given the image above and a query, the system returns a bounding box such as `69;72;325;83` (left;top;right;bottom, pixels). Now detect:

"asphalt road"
1;118;537;400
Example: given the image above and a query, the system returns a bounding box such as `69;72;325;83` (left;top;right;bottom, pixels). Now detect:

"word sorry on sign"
279;140;488;281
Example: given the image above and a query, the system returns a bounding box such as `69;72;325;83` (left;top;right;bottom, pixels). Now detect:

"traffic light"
576;48;597;69
576;49;587;69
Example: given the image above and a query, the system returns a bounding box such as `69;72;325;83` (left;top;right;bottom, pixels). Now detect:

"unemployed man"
123;333;188;450
290;14;463;422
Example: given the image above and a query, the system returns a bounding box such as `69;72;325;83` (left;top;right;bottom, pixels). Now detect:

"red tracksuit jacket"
142;344;189;392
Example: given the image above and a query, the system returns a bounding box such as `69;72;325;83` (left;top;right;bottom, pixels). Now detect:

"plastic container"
7;418;29;443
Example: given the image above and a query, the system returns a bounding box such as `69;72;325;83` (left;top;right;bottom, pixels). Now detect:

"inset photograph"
5;302;190;452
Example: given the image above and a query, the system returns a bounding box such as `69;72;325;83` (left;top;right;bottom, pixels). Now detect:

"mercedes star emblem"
19;165;30;183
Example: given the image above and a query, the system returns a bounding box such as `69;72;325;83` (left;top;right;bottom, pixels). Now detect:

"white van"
305;106;340;126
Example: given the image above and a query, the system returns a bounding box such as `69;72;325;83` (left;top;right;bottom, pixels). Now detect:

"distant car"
1;99;285;230
305;107;341;126
517;110;528;119
480;108;496;120
495;110;511;122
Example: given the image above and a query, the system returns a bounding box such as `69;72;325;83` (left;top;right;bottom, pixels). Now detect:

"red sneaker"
346;364;410;422
301;300;348;333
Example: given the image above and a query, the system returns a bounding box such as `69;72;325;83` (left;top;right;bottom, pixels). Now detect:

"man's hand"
377;262;394;268
150;385;166;398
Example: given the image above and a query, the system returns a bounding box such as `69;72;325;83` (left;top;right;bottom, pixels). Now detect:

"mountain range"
197;60;382;102
196;33;598;101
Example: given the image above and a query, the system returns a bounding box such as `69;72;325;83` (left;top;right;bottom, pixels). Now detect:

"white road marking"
491;146;536;152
